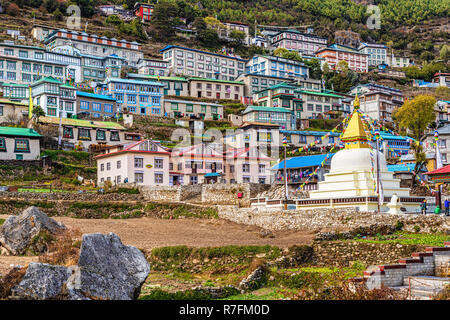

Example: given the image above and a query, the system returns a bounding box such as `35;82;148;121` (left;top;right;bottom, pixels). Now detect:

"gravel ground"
0;214;315;276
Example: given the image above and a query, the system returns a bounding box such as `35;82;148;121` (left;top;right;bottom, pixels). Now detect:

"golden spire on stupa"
341;94;369;149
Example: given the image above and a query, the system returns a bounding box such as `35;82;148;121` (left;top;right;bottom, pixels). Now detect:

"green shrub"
413;225;421;233
151;246;193;261
395;220;405;231
275;271;323;289
288;245;314;264
0;218;5;225
139;288;212;300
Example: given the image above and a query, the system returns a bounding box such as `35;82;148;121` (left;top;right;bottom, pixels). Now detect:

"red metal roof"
425;165;450;175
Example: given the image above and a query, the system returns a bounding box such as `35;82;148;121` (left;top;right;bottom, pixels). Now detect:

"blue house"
370;131;414;158
101;78;164;116
271;153;334;189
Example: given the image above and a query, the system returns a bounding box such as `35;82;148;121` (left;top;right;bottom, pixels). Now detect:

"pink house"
170;143;225;185
224;146;272;184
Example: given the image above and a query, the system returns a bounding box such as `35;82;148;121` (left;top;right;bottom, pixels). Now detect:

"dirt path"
0;215;314;276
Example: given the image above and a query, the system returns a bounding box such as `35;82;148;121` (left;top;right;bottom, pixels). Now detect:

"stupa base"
295;195;424;213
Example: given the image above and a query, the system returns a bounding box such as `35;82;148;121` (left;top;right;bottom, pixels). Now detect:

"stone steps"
358;242;450;298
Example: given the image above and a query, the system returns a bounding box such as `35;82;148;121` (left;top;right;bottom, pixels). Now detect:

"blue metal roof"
271;153;334;170
105;77;165;86
205;172;222;177
373;131;414;141
76;91;116;101
281;130;340;137
387;164;426;173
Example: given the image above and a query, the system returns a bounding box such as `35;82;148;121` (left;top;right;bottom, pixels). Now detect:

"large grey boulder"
10;233;150;300
10;263;72;300
0;206;66;255
76;233;151;300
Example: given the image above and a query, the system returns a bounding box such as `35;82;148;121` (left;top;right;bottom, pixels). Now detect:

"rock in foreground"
76;233;151;300
0;206;66;255
10;233;150;300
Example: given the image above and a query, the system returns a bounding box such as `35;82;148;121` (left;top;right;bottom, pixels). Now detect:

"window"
110;131;120;141
80;101;89;110
93;103;101;111
22;73;31;82
78;128;91;140
0;138;6;152
190;176;198;184
47;96;57;106
44;65;52;74
22;63;31;72
155;173;163;184
171;103;178;111
106;162;111;171
186;104;193;112
6;72;16;80
96;130;106;140
6;61;16;70
104;104;113;113
134;157;143;168
116;175;121;184
127;95;136;104
14;139;30;153
258;164;265;173
33;64;42;73
135;172;144;183
63;127;73;139
117;160;121;169
155;158;164;169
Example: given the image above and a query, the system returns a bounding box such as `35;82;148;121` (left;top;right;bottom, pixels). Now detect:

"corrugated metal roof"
39;117;125;130
271;153;334;170
0;126;42;137
243;105;291;114
160;45;247;62
105;77;165;86
387;164;424;173
76;91;116;101
280;130;340;137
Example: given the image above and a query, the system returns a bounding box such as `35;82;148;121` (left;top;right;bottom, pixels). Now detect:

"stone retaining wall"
140;186;180;202
139;183;269;205
311;242;423;268
362;246;450;289
179;184;202;201
217;206;449;233
202;183;270;206
140;185;202;202
0;191;144;202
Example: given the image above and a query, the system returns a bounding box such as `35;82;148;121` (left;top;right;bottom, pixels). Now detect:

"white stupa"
297;95;424;212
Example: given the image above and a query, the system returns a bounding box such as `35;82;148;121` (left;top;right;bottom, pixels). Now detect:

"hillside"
1;0;448;62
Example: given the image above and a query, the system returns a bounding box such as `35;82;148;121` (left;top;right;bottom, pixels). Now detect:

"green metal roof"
255;82;297;94
0;126;42;138
243;105;292;114
39;117;125;130
1;82;30;87
31;76;63;87
0;99;29;107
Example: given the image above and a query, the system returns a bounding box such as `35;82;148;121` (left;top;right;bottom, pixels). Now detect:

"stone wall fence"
202;183;271;206
217;205;450;233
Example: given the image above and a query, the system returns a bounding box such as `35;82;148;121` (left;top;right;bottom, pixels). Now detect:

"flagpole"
376;130;381;214
283;136;288;210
